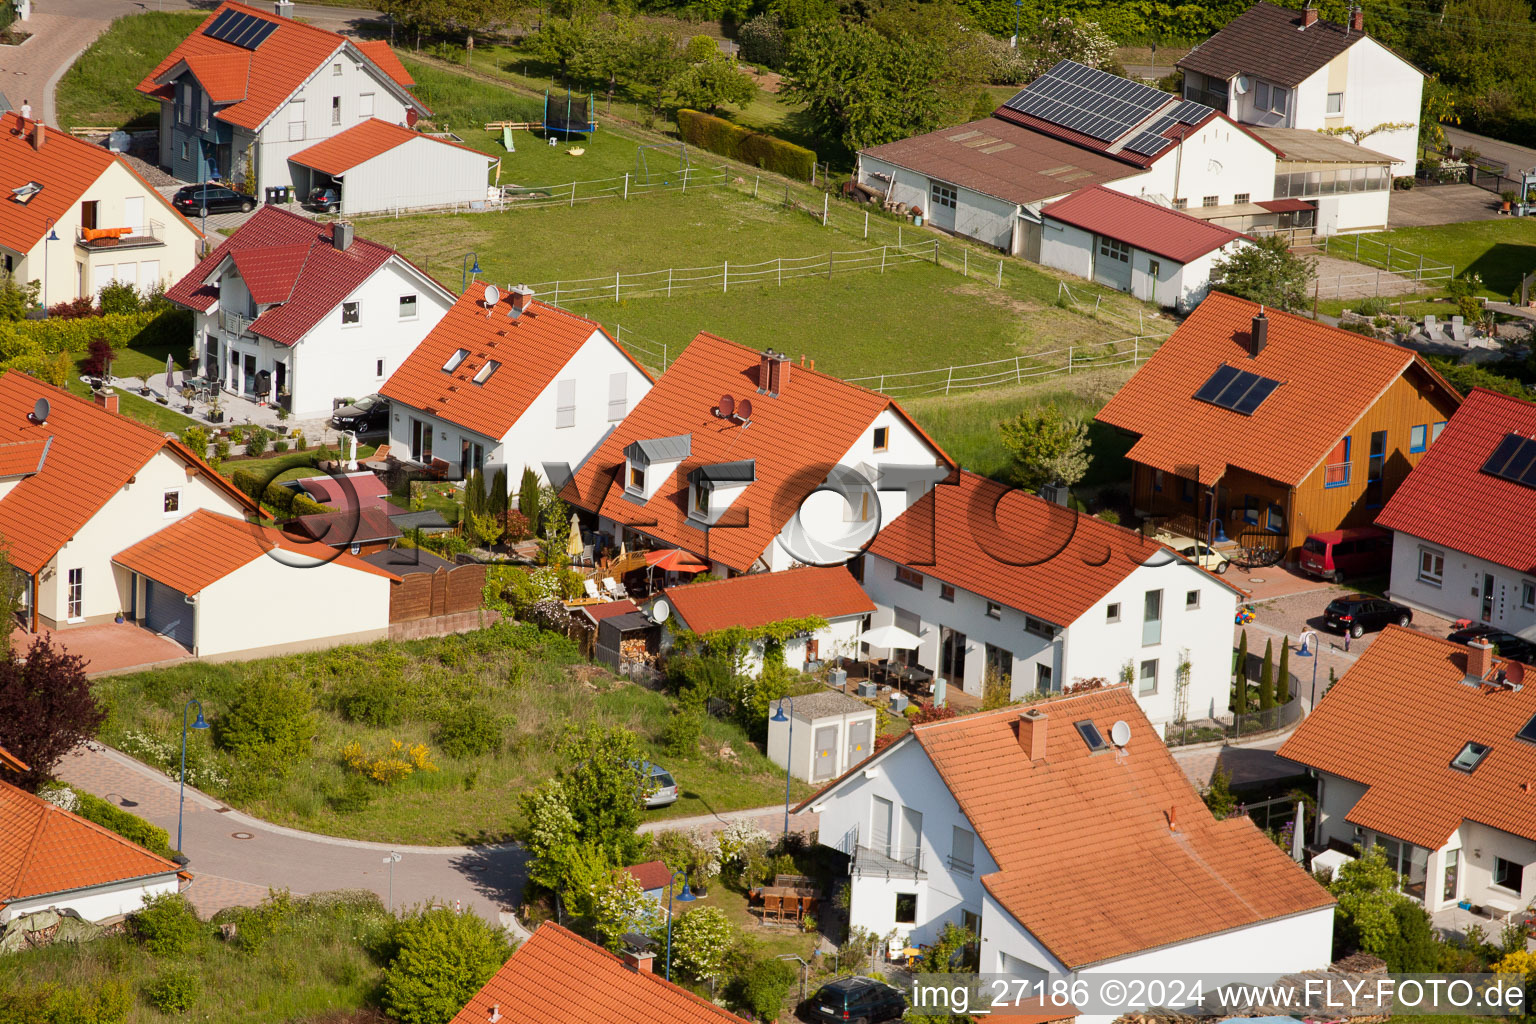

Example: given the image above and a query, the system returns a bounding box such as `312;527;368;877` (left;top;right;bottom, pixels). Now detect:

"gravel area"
1251;587;1458;659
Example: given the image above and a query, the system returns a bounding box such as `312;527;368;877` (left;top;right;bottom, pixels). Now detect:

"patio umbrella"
859;623;921;650
1291;802;1306;862
566;512;583;561
164;354;175;392
643;548;709;573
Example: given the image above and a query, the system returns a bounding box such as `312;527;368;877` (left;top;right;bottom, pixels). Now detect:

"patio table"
1484;895;1521;921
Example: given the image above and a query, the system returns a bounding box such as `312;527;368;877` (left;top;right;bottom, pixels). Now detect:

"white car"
1164;535;1231;575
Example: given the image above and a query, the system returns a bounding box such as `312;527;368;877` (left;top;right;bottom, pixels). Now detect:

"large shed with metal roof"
288;119;498;215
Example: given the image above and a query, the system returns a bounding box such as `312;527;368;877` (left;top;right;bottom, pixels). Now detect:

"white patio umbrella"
1291;802;1306;862
859;623;921;650
164;353;175;392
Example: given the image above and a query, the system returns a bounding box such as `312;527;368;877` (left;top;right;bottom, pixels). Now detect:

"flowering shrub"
121;730;230;789
342;739;439;785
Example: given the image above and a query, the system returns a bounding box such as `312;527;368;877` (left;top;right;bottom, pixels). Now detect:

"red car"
1300;526;1392;583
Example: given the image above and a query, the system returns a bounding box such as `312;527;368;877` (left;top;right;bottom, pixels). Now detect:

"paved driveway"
1389;184;1502;228
11;622;188;675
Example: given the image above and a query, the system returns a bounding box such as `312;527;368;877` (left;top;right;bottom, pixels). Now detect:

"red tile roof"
1278;626;1536;849
1042;185;1249;263
0;374;254;575
138;2;424;131
894;688;1331;967
354;40;414;87
622;860;673;891
381;282;648;441
165;206;428;347
0;777;179;910
0;113;201;255
448;921;745;1024
0;745;27;773
563;333;953;573
0;438;48;478
659;566;873;635
180;52;251;103
289;118;493;176
1095;292;1461;486
1375;388;1536;574
113;509;398;593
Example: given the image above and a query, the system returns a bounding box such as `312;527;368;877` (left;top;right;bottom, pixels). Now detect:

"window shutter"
607;372;627;422
555;379;576;428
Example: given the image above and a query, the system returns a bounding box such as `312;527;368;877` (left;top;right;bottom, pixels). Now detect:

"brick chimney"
758;348;791;397
1250;310;1269;357
1301;4;1318;27
31;121;44;151
93;391;119;415
487;1004;502;1023
1017;708;1047;761
1466;639;1494;683
1350;6;1364;32
510;284;534;312
623;949;655;974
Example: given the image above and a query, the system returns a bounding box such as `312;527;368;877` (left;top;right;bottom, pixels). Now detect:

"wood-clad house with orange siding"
1096;293;1461;562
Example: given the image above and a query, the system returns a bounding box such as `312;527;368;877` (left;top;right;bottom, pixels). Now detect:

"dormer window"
628;464;645;492
623;435;691;502
686;460;755;523
442;348;469;373
693;480;712;515
473;359;500;385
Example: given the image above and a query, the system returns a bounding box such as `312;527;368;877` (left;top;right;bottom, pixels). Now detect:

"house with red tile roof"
861;470;1245;731
1;776;183;925
1039;185;1250;311
800;686;1333;1017
448;920;746;1024
652;565;874;677
1375;388;1536;633
380;282;653;491
562;333;953;577
137;1;428;194
288;118;498;215
165;205;454;416
0;113;203;307
1095;292;1460;563
1278;626;1536;916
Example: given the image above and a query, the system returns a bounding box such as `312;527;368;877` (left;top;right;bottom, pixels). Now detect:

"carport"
287;118;498;215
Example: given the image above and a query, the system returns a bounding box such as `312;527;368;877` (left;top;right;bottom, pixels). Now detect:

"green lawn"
94;625;810;845
55;11;204;130
61;338;200;434
1334;218;1536;298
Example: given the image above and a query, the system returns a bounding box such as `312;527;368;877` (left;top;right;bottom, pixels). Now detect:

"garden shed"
287;119;497;215
767;691;878;784
594;612;658;673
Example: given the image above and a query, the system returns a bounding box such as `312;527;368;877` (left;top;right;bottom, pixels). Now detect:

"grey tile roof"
776;690;875;721
688;459;756;484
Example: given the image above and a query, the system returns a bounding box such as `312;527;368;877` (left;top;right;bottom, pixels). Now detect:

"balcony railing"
219;308;255;337
76;221;167;251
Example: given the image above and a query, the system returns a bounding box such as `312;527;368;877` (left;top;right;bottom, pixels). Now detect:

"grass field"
1337;218;1536;298
58;335;200;434
55;12;204;130
95;625;811;845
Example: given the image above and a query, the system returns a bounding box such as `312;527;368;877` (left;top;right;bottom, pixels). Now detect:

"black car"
171;183;254;216
330;394;389;433
1323;594;1412;637
803;976;906;1024
1447;625;1536;665
308;186;341;214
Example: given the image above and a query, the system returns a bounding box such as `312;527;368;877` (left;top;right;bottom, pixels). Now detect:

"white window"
930;182;957;210
985;601;1002;620
627;462;645;493
1098;237;1130;264
949;826;975;875
1418;547;1445;586
1106;602;1120;623
287;99;306;142
331;96;342;126
163;489;182;517
375;358;385;378
442;348;469;373
873;426;889;451
181;140;189;161
1139;658;1158;695
360;92;375;117
1232;192;1250;204
1326;92;1343;115
555;379;576;429
1202;195;1219;208
1254;81;1289;115
1172;198;1187;210
608;372;627;422
1522;580;1535;610
67;568;82;621
342;301;359;325
399;294;417;319
1186;589;1200;610
895;565;923;589
1024;616;1052;638
332;62;343;77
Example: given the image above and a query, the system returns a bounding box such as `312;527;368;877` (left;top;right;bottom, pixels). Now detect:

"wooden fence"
389;563;486;624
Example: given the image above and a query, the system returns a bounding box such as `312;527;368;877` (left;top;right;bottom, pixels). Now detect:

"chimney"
1350;6;1364;32
332;221;354;251
1168;806;1179;832
1301;4;1318;27
1466;639;1494;683
1017;708;1047;762
1249;310;1268;358
30;122;43;151
93;391;119;415
510;284;534;312
623;949;655;974
273;0;294;16
488;1004;502;1023
758;349;791;397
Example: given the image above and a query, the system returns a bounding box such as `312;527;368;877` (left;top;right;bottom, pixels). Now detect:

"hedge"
676;108;815;182
69;787;177;858
0;308;192;363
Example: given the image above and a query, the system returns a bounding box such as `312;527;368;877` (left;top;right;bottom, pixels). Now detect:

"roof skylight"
472;359;500;385
441;348;469;373
1450;740;1491;773
1075;720;1107;752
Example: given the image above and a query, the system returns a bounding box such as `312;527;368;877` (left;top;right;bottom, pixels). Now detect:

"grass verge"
1333;218;1536;298
55;12;205;131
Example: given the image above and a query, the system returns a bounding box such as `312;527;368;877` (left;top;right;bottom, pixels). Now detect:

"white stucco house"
860;470;1245;733
562;335;955;578
0;113;204;306
1280;627;1536;917
1;778;183;925
136;1;427;194
1039;185;1250;311
801;686;1335;1024
165;205;454;416
652;565;874;678
1179;1;1424;175
380;281;654;491
1376;388;1533;633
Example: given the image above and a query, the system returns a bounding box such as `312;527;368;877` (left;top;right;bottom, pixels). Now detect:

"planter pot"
182;404;195;414
208;411;225;423
138;387;151;397
114;614;124;624
156;395;169;405
1459;900;1472;910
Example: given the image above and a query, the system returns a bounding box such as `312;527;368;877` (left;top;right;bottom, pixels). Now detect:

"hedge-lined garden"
677;108;815;181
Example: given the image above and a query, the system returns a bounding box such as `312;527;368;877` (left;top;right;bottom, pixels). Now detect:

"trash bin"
264;186;282;205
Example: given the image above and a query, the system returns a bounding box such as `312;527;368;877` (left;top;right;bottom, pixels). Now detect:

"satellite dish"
717;394;735;419
30;397;48;424
482;284;501;308
735;398;753;423
1110;720;1132;748
651;599;670;623
1233;75;1251;95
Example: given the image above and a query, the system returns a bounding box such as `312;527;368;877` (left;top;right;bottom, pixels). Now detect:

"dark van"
1299;526;1392;583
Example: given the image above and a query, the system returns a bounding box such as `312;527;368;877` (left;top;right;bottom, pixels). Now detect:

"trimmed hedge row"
70;786;177;859
0;308;191;363
677;108;815;182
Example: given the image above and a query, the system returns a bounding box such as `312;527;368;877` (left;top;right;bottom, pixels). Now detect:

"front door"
204;335;219;380
410;418;433;463
940;626;966;690
929;181;957;232
242;353;257;397
872;796;893;857
1483;573;1497;622
1093;236;1133;291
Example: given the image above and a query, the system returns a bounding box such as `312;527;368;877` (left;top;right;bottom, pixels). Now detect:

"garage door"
144;579;194;649
1092;235;1133;291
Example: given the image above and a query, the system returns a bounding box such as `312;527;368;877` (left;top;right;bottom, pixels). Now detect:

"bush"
245;428;269;458
144;966;199;1013
1;349;72;386
213;673;317;770
0;309;187;364
180;425;209;459
70;787;176;858
231;467;263;500
293;492;330;516
98;280;142;316
46;295;98;319
1394;175;1415;190
81;337;115;377
214;438;231;460
433;702;502;758
737;13;786;67
337;679;405;727
131;892;202;956
734;955;796;1019
382;907;513;1024
1353;295;1390;317
660;708;703;757
263;481;297;518
677;108;815;181
274;439;289;453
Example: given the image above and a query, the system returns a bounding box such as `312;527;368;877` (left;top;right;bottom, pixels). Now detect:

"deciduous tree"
1211;235;1315;311
0;636;102;792
784;21;952;150
664;905;734;984
997;404;1090;492
383;907;514;1024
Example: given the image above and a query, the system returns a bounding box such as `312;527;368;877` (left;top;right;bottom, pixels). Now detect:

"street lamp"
663;870;696;982
770;698;795;835
178;699;209;853
41;217;58;311
1297;631;1320;709
382;851;402;912
460;252;481;293
1012;0;1023;48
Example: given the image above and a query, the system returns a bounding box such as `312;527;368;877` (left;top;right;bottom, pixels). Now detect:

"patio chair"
583;578;602;601
1423;314;1438;337
602;577;626;599
762;894;783;923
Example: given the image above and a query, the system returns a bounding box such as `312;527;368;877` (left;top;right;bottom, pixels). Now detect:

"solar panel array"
203;8;278;49
1123;99;1214;157
1002;60;1170;144
1193;365;1281;415
1481;432;1536;489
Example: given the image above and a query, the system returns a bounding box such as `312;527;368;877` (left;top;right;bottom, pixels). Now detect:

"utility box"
767;691;878;784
